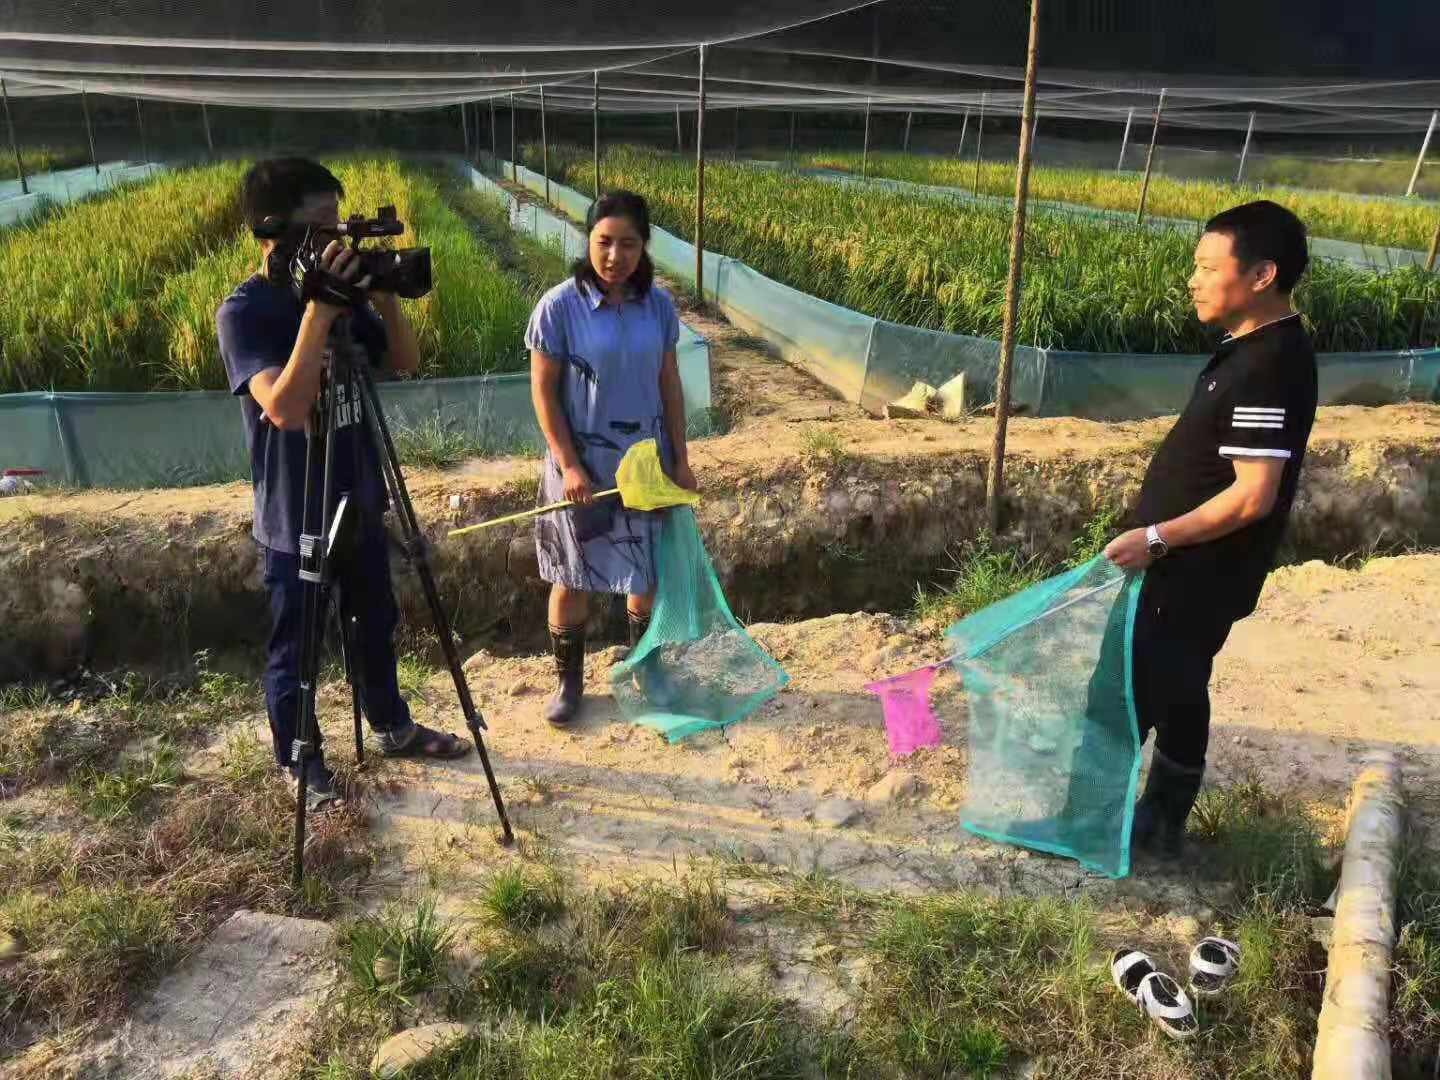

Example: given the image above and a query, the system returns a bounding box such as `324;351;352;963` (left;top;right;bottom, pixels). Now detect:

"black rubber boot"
544;624;585;727
627;610;651;649
1137;751;1206;860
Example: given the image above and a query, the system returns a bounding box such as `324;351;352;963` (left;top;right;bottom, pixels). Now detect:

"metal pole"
134;97;148;167
1116;105;1133;171
986;0;1043;535
1;78;27;195
460;102;470;160
972;91;987;195
510;93;517;183
903;110;913;152
540;84;549;204
789;110;796;153
695;44;707;300
80;83;99;175
675;103;683;152
958;106;969;156
1236;110;1256;184
490;97;497;161
731;106;739;158
592;70;600;199
1406;110;1437;197
201;102;214;157
862;98;872;178
1135;87;1166;225
1426;221;1439;273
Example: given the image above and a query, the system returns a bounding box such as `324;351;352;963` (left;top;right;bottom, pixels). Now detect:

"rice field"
0;159;550;393
806;150;1440;252
571;147;1439;354
1;145;91;181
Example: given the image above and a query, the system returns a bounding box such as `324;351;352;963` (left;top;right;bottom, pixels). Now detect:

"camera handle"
290;316;514;891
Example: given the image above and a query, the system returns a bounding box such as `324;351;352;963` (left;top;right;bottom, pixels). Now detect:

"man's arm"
1106;459;1284;569
372;293;420;375
246;305;338;431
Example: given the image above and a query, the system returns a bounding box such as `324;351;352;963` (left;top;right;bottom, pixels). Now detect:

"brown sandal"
380;722;471;759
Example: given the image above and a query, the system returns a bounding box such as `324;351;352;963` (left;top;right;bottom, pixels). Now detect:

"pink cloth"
865;665;944;757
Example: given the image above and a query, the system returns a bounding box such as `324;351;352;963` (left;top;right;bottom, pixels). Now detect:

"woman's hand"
562;464;594;504
672;459;698;492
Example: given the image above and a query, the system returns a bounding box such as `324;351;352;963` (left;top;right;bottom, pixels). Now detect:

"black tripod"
290;311;514;889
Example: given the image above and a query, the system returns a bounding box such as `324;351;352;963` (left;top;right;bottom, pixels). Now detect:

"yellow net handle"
448;488;621;538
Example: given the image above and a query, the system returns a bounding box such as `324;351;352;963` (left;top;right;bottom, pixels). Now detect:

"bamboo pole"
972;92;986;195
81;83;99;175
201;102;214;157
1116;106;1133;171
509;93;518;183
1311;754;1405;1080
1236;110;1256;184
695;44;707;300
862;98;872;178
1406;110;1436;198
958;106;969;157
986;0;1043;534
2;78;27;195
490;97;497;161
675;104;683;152
134;98;148;166
1135;87;1166;225
460;102;470;160
903;109;913;152
731;106;739;159
1426;221;1439;273
540;84;549;204
592;70;601;199
789;110;796;153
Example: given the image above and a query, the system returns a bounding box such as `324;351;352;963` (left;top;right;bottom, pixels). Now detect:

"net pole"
986;0;1042;534
731;106;739;159
862;97;872;178
1135;87;1166;225
789;110;796;153
489;97;497;161
695;44;707;301
134;98;148;167
510;93;518;183
81;83;99;176
540;84;550;204
1406;110;1437;198
958;106;969;156
1425;222;1439;273
972;91;987;195
201;102;214;157
592;70;600;199
675;104;682;151
1;78;27;196
460;102;471;160
1236;110;1255;184
1116;105;1133;171
904;109;913;152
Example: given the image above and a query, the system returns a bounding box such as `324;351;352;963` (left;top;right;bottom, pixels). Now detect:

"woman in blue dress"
526;190;696;726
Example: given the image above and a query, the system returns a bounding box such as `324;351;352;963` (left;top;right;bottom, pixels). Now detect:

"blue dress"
525;276;681;596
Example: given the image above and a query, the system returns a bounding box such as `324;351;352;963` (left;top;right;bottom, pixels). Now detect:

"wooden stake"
695;45;707;299
1406;110;1436;198
81;83;99;175
2;78;27;195
1236;110;1256;184
510;93;518;183
958;106;969;157
201;102;214;157
1425;220;1439;273
985;0;1042;535
903;109;913;152
592;70;601;199
134;98;148;165
789;110;796;153
540;84;549;204
1116;106;1133;171
1135;87;1166;225
490;97;497;161
972;91;987;195
675;103;683;152
460;102;470;160
862;98;872;178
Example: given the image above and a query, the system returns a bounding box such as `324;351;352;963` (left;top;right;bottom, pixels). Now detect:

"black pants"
261;525;412;769
1128;576;1235;772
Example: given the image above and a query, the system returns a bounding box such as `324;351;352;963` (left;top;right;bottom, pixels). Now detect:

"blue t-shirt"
217;275;388;555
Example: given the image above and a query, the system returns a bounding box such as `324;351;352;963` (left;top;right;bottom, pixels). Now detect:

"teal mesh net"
946;556;1145;879
610;507;788;742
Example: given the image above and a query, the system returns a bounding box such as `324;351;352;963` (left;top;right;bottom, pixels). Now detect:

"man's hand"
1104;527;1154;571
311;239;372;318
671;459;698;492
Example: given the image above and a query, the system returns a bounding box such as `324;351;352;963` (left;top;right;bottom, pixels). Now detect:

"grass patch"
913;533;1048;627
798;425;848;467
1393;825;1440;1075
1066;505;1123;567
476;865;567;930
66;742;183;821
340;898;454;1015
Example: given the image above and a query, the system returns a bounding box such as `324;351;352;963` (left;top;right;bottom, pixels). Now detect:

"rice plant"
568;147;1438;354
808;149;1440;252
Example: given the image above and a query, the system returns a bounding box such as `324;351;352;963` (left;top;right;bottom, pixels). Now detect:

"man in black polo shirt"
1104;199;1317;858
217;159;471;811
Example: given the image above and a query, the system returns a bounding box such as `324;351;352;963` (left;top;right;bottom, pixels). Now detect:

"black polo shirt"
1133;313;1317;621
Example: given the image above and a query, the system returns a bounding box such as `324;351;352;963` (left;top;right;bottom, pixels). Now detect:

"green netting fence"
500;157;1440;422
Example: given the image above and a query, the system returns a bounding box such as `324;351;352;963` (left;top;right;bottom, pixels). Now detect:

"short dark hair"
1203;200;1309;294
241;158;344;233
572;189;655;296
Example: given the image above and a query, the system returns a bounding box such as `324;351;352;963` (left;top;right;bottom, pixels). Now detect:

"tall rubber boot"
544;624;585;727
627;609;676;709
1135;750;1205;859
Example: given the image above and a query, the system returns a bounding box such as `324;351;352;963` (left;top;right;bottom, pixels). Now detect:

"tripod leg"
357;368;515;846
338;610;365;767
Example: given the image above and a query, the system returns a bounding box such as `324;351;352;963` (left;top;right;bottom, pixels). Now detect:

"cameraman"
217;158;471;812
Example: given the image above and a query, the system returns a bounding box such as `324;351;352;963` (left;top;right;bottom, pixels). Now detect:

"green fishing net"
946;555;1145;879
610;507;788;742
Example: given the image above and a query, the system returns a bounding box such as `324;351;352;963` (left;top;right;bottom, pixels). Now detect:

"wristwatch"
1145;524;1169;560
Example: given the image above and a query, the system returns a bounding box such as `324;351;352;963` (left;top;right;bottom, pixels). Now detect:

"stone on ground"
371;1023;472;1078
813;798;862;829
865;770;920;804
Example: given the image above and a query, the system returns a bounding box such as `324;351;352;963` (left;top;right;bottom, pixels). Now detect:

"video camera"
254;205;433;308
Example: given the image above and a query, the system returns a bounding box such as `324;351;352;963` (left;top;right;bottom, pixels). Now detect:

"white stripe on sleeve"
1219;445;1292;459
